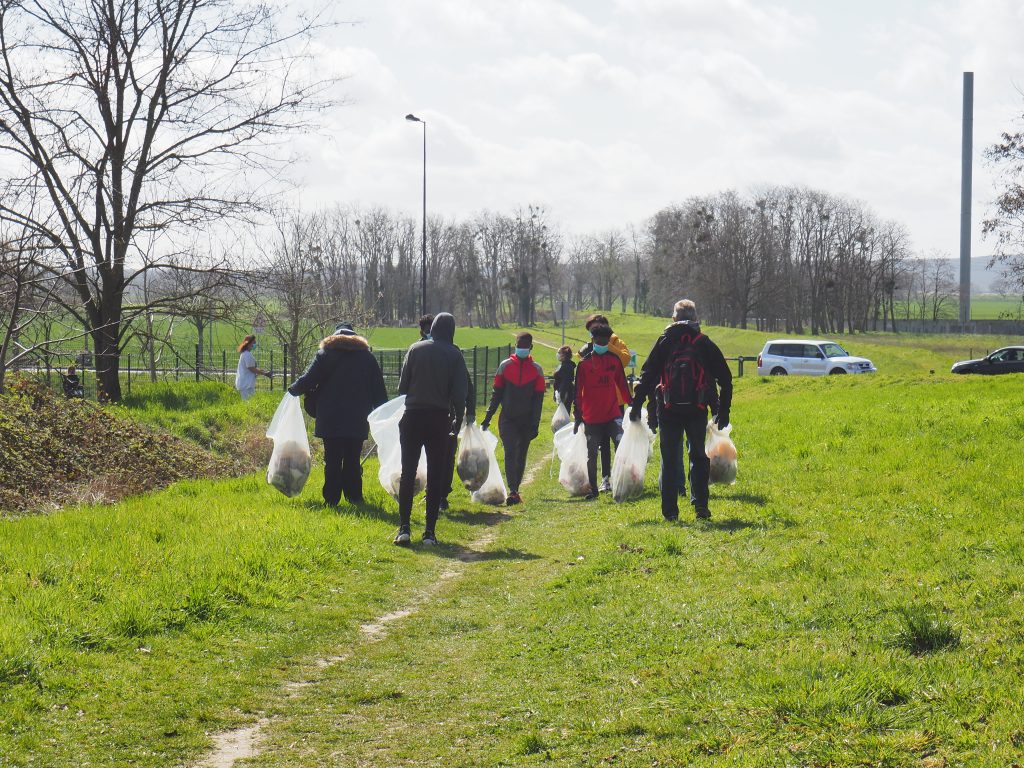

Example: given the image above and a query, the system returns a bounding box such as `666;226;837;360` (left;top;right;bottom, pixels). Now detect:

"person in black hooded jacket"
394;312;469;546
630;299;732;522
288;323;388;507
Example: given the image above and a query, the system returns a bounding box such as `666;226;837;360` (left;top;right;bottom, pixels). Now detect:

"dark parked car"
951;346;1024;374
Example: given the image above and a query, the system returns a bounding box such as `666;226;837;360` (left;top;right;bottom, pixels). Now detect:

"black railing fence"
17;343;777;403
21;344;516;406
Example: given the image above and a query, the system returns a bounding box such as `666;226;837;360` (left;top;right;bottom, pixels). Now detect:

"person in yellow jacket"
578;313;631;491
578;313;630;367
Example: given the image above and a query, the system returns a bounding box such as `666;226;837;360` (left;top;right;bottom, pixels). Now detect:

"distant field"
363;325;515;350
527;311;1024;376
893;295;1024;321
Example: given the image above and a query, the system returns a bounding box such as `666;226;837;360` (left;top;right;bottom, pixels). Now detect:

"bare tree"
0;0;331;400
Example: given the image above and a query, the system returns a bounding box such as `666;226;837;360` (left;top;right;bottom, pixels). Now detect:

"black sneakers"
393;525;411;545
583;490;599;501
695;506;711;520
422;530;438;546
439;498;449;513
505;492;522;506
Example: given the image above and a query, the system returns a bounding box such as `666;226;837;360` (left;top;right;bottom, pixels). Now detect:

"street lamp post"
406;113;427;317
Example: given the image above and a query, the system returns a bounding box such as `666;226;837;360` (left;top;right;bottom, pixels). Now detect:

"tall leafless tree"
0;0;332;400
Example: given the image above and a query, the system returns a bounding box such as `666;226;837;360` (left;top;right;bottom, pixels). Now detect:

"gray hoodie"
399;313;470;425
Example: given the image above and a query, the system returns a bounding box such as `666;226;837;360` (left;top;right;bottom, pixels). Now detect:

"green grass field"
3;316;1024;766
894;296;1024;321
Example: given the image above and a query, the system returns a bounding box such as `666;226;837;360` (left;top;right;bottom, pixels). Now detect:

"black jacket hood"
430;312;456;344
663;320;702;341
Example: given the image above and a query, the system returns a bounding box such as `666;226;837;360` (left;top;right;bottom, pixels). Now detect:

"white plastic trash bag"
457;421;491;491
706;422;738;485
367;395;427;499
265;393;312;497
554;423;591;496
471;429;507;505
550;402;571;433
610;418;654;502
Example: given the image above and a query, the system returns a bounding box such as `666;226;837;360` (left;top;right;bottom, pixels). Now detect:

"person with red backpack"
629;299;732;521
573;323;632;501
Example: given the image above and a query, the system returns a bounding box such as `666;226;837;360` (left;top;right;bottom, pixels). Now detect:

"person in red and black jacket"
481;332;545;505
573;323;632;501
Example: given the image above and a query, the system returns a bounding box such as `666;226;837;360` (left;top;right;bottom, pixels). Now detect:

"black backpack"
659;332;708;411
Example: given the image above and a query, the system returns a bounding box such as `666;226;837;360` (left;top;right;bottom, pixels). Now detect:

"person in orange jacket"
573;323;631;501
578;313;630;367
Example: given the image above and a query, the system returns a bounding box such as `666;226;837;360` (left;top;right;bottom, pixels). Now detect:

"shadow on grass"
421;543;541;563
724;492;769;507
302;499;396;525
443;508;513;526
628;514;796;531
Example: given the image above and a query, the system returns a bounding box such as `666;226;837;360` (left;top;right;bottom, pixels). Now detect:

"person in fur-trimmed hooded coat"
288;323;388;506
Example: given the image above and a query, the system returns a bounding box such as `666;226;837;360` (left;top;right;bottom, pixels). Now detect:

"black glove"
647;415;658;434
573;420;581;434
480;414;491;431
628;405;642;422
716;411;730;430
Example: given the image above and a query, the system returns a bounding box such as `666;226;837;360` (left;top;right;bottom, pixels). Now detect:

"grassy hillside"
3;372;1024;765
0;380;243;514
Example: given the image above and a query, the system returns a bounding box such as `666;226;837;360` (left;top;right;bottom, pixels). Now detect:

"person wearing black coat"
552;345;576;407
630;300;733;522
288;323;388;506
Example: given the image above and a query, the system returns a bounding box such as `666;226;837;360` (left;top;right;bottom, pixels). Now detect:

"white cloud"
270;0;1024;259
613;0;816;49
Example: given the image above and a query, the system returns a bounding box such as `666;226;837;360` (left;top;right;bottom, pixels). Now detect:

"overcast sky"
289;0;1024;257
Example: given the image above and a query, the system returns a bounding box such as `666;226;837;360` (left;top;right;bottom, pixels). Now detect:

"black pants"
398;408;452;531
597;407;624;478
499;418;534;494
442;434;457;499
658;407;710;519
585;420;623;493
322;437;364;506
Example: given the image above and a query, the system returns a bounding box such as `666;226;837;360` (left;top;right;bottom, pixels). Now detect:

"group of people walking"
255;298;733;546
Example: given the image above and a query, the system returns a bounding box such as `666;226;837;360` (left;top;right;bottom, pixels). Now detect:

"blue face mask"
514;347;530;359
593;344;609;355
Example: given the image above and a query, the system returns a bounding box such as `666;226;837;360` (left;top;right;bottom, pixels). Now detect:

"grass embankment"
0;380;244;514
121;381;280;462
3;370;1024;765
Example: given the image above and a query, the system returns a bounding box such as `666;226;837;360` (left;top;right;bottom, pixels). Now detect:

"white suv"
757;339;877;376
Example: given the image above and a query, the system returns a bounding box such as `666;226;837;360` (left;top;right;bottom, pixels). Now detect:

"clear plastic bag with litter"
266;393;312;497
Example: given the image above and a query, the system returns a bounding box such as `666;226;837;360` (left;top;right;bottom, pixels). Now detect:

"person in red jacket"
481;332;546;505
573;323;632;501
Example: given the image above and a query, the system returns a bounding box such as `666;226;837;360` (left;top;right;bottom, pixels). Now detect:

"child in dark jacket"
481;332;545;505
552;346;575;406
573;324;631;501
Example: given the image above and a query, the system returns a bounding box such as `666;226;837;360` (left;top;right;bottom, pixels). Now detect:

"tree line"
5;0;1024;401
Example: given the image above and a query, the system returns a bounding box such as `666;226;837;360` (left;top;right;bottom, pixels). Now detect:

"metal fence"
24;344;515;405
